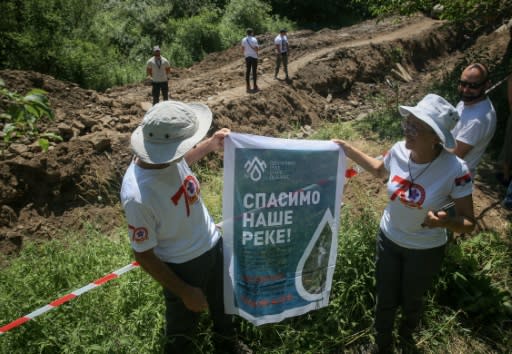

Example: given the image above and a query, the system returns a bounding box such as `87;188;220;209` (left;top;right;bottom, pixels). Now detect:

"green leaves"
0;79;60;152
434;232;512;341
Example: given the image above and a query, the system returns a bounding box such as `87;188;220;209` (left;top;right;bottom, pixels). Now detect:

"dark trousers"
151;81;169;105
163;239;234;353
374;229;445;349
275;52;288;77
245;57;258;87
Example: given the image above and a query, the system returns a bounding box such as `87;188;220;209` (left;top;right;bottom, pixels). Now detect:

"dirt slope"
0;13;511;260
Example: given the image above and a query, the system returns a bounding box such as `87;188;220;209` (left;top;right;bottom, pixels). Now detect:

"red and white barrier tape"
0;261;140;335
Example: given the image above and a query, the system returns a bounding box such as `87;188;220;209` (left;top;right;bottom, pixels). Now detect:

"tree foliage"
352;0;512;25
221;0;272;35
268;0;369;27
166;9;224;67
0;0;510;90
0;0;292;90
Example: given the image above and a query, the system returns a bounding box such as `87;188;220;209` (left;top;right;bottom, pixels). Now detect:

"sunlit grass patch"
0;229;164;353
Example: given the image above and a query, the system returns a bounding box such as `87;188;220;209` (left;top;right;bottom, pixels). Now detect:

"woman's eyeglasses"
458;80;485;89
401;120;434;137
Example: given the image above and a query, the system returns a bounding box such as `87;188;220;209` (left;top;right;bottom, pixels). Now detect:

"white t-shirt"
120;159;220;264
380;142;472;249
241;36;259;59
452;98;497;174
274;34;289;53
146;56;171;83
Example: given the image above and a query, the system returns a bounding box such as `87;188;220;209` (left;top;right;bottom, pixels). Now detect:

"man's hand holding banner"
222;133;346;325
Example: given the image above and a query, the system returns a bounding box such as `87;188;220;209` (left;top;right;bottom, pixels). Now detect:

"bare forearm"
423;195;475;234
333;139;387;178
185;137;215;165
440;214;475;234
134;249;209;312
185;128;229;165
134;250;189;298
452;140;472;159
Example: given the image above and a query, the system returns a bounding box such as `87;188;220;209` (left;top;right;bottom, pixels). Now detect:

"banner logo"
244;157;267;181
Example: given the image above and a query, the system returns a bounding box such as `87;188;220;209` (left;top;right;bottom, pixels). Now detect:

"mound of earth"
0;13;511;261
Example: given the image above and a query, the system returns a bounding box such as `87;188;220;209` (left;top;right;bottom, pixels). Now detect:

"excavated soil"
0;14;511;261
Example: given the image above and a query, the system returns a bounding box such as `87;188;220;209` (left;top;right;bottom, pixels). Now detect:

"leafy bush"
167;9;224;66
269;0;369;28
436;233;512;324
221;0;273;37
352;0;433;17
353;0;512;27
439;0;510;25
168;42;195;68
0;79;61;152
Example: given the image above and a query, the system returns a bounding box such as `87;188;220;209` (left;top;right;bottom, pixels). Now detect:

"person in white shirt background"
274;28;290;81
146;45;171;105
241;28;259;93
450;63;497;177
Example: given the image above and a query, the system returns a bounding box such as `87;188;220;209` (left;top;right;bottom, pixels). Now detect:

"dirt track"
0;13;511;260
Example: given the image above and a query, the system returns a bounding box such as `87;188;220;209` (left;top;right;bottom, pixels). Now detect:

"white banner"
222;133;346;325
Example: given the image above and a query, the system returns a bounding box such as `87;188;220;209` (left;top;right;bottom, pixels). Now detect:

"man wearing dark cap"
274;29;289;81
120;100;251;353
146;46;171;105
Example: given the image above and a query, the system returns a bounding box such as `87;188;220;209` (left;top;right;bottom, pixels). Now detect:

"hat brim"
399;106;456;149
130;102;212;164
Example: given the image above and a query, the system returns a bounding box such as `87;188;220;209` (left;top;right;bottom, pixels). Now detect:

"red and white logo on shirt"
129;225;149;243
390;175;425;209
171;175;201;216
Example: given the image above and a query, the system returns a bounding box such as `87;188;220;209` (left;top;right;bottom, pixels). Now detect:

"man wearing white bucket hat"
333;93;475;353
120;100;251;353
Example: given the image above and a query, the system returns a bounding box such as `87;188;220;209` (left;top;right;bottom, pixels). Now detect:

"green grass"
0;228;166;353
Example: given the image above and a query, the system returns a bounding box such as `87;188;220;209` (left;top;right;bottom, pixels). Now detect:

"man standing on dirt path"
450;63;497;176
274;29;290;81
120;100;252;354
241;28;259;93
146;45;171;105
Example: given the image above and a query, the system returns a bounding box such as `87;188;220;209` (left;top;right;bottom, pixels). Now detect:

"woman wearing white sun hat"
333;93;475;353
